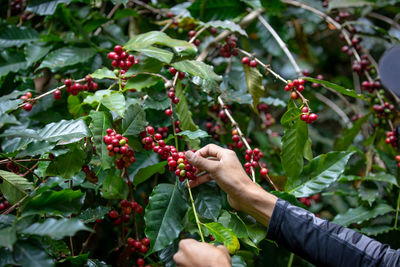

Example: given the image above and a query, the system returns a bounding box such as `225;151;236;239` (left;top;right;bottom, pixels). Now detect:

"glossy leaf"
231;255;248;267
0;225;16;249
202;20;247;36
21;218;91;239
332;203;394;227
303;77;365;100
132;47;173;63
90;67;117;80
172;60;221;81
38;47;96;71
89;111;114;170
360;225;393;236
289;151;355;197
101;170;129;200
124;74;162;91
203;222;240;254
38;119;90;144
260;0;285;14
334;112;371;151
218;211;248;239
0;170;34;205
188;0;246;21
339;172;398;186
328;0;374;9
24;44;52;65
122;103;147;136
145;183;188;253
193;182;222;221
243;64;264;112
0;51;27;77
176;129;209;140
123;57;163;77
22;189;85;217
259;96;286;107
17;141;56;158
46;144;86;178
102;92;126;117
13;240;55;266
27;0;72;15
77;206;111;223
0;26;39;48
175;81;199;132
133;161;167;186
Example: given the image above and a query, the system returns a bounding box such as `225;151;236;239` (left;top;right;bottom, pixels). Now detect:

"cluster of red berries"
352;55;371;75
241;56;257;68
81;165;98;183
395;155;400;168
243;147;264;174
188;30;200;46
165;86;180;106
0;199;10;211
284;78;305;100
63;76;98;96
340;30;362;55
141;126;197;182
300;107;318;124
6;162;19;173
219;36;238;58
334;11;351;23
361;80;381;93
205;122;222;141
299;194;321;207
373;102;395;119
257;103;274;127
108;200;143;226
20;91;34;111
103;129;136;169
127;236;150;254
169;67;185;79
107;45;138;74
231;128;244;149
385;130;398;148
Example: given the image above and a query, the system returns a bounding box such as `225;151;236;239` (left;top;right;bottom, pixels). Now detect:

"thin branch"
315;92;352;127
257;15;302;75
94;3;122;36
161;11;187;32
368;12;400;29
3;183;42;215
132;0;164;15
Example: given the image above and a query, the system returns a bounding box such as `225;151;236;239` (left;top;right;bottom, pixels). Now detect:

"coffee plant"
0;0;399;266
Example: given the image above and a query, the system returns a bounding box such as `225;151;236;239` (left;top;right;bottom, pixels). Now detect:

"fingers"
185;150;219;172
197;144;225;160
216;245;230;256
188;173;212;188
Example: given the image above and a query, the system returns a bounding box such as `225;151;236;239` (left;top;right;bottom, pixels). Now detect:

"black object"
379;45;400;97
267;199;400;266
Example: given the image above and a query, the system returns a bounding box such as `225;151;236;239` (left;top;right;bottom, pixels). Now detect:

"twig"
161;11;187;32
368;12;400;29
94;3;122;36
0;158;51;164
132;0;163;15
80;222;99;254
3;183;42;215
257;15;302;75
314;92;352;127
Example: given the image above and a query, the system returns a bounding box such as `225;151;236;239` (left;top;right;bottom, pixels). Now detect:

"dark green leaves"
101;170;129;200
22;189;85;217
0;26;39;48
332;203;394;227
303;77;365;100
13;241;55;266
46;144;86;178
203;222;240;254
90;68;117;80
202;20;247;36
145;183;188;253
78;206;111;223
21;218;91;239
0;170;34;205
171;60;221;81
175;81;199;132
0;51;27;77
27;0;72;15
122;104;147;136
38;47;96;71
101;92;126;117
38;119;90;144
193;182;222;221
243;64;264;112
289;151;355;197
176;129;209;140
334;112;371;150
133;161;167;187
0;215;16;249
188;0;246;21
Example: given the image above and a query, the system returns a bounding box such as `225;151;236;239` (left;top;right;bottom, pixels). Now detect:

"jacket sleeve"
266;199;400;267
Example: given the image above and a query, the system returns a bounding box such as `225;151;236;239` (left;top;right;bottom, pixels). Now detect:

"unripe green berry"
178;163;185;170
119;139;126;146
180;170;186;177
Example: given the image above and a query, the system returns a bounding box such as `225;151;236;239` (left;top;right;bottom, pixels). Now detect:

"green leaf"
122;103;147;136
144;96;170;110
339;172;398;186
202;20;247;36
77;206;111;223
133;161;167;187
22;189;85;217
289;151;355;197
89;111;114;170
328;0;374;9
0;26;39;48
132;47;173;64
38;119;90;144
21;218;91;239
303;77;365;100
259;96;286;107
172;60;221;81
281;119;308;181
111;0;129;6
14;240;55;267
260;0;285;14
175;81;199;132
360;225;393;236
0;170;34;205
129;152;159;177
124;74;162;91
176;129;209;140
334;112;371;150
124;31;196;59
0;226;16;249
193;182;222;221
27;0;72;15
101;170;129;200
231;255;248;267
24;44;52;65
102;92;126;117
203;222;240;254
0;51;27;77
218;211;248;239
38;47;96;71
123;57;163;77
90;67;117;80
241;0;262;9
243;64;264;112
332;203;394;227
270;191;302;206
303;138;313;161
145;183;188;253
17;141;56;158
86;259;109;267
239;214;267;245
46;144;86;178
188;0;246;21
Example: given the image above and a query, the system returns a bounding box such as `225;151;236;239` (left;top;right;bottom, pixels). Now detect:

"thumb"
216;245;230;256
185;151;217;172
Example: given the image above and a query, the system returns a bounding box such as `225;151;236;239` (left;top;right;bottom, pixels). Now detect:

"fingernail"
185;150;194;160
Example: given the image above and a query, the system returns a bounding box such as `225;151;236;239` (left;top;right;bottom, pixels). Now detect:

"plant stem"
185;179;205;242
395;190;400;229
287;253;294;267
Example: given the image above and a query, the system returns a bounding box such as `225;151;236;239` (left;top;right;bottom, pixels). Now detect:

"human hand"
173;239;231;267
185;144;277;225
